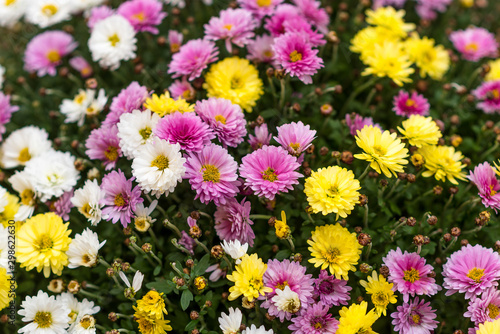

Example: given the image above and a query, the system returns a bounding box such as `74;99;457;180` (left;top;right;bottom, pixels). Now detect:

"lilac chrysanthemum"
450;27;498;62
260;259;314;322
393;90;430;117
264;4;301;37
101;169;143;227
442;244;500;299
214;198;255;247
154;112;215;153
195;98;247;148
237;0;283;19
345;113;382;136
87;5;114;30
273;32;324;84
288;302;339;334
415;0;452;20
247;34;276;64
0;92;18;141
274;121;316;157
179;231;195;255
248;124;272;150
464;288;500;325
167;39;219;81
383;247;441;302
24;31;77;77
313;270;352;307
103;81;149;126
117;0;166;34
168;30;183;52
184;143;240;205
239;145;302;200
169;79;195;100
85;125;123;170
391;297;439;334
282;17;326;47
292;0;330;34
473;80;500;114
467;162;500;212
47;190;74;221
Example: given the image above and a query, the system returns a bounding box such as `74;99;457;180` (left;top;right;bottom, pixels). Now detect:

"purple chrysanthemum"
292;0;330;34
214;198;255;247
288;302;339;334
442;244;500;299
169;78;195;100
117;0;166;34
167;39;219;81
85;125;122;170
467;162;500;212
345;113;382;136
179;230;195;255
184;143;240;205
87;5;114;30
450;27;498;62
473;80;500;114
237;0;283;19
248;123;272;150
103;81;149;126
0;92;18;141
391;297;439;334
47;190;74;221
464;288;500;325
313;270;352;307
274;121;316;157
247;34;276;64
264;4;301;37
393;90;430;117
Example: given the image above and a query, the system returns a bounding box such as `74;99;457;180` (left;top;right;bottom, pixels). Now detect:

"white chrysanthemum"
88;14;137;70
0;64;5;89
57;293;99;332
117;109;160;159
71;179;104;226
71;0;104;13
18;290;71;334
218;307;242;334
0;186;8;214
221;240;248;264
0;0;27;28
0;225;9;269
133;200;157;232
71;314;97;334
24;150;80;202
66;228;106;269
9;170;36;221
271;286;300;314
119;270;144;294
60;89;107;126
1;125;52;168
242;325;274;334
131;139;186;197
25;0;71;28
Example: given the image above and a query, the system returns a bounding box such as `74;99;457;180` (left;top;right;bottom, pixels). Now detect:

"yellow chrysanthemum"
476;318;500;334
350;27;399;61
227;253;272;301
274;211;290;239
362;41;414;86
405;34;450;80
398;115;442;148
304;166;360;218
134;310;172;334
417;145;467;184
460;0;474;8
365;7;415;38
143;93;194;117
203;57;263;112
135;290;167;320
486;59;500;81
0;267;14;311
17;213;72;277
337;301;379;334
0;193;20;227
307;224;362;280
360;271;397;316
354;125;409;178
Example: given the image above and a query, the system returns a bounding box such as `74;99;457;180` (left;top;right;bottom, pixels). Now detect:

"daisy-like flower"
398;115;442;148
17;213;72;277
0;0;27;28
242;325;273;334
86;5;114;30
345;113;381;137
134;308;171;333
0;267;13;310
120;270;144;297
0;192;19;228
360;270;397;316
391;297;439;334
272;286;301;319
18;290;71;334
221;239;248;264
101;169;144;227
1;126;52;168
60;88;107;126
405;34;450;80
282;16;326;47
486;59;500;82
416;0;452;20
465;288;500;325
350;26;398;61
24;30;77;77
288;302;339;334
168;39;219;81
88;14;137;70
134;290;167;320
131;139;186;197
71;0;106;13
450;27;499;62
168;30;183;53
103;81;149;127
240;145;302;200
476;318;500;334
143;92;194;117
214;198;255;247
248;123;272;150
275;121;316;157
365;6;415;38
47;190;73;221
227;253;272;302
393;90;430;117
443;244;500;299
70;56;93;78
117;0;166;34
169;78;195;101
26;0;71;28
304;166;361;218
264;4;301;37
468;162;500;212
337;301;379;334
237;0;282;19
292;0;329;33
85;125;122;170
417;145;467;184
247;35;276;64
0;92;19;141
354;125;409;178
133;200;157;232
219;307;242;334
71;179;104;226
313;270;352;307
117;109;161;159
473;80;500;114
67;228;106;269
0;225;10;269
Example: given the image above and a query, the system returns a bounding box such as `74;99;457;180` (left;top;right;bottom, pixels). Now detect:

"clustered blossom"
393;90;430;117
167;39;219;81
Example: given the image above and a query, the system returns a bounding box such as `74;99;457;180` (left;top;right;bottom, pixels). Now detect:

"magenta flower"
85;125;122;170
184;143;240;205
415;0;452;20
167;39;219;81
69;56;93;78
442;244;500;299
467;162;500;212
464;288;500;325
292;0;330;33
214;198;255;247
103;81;149;126
274;121;316;157
247;34;276;64
473;80;500;114
168;30;183;53
239;145;302;200
87;5;114;30
288;302;339;334
264;4;301;37
273;32;324;84
47;190;74;221
178;231;195;255
101;169;143;227
237;0;283;19
248;123;272;150
195;98;247;148
0;93;18;141
345;113;381;137
117;0;166;34
283;17;326;47
313;270;352;307
391;297;439;334
24;31;77;77
169;79;195;100
393;90;430;117
450;27;498;62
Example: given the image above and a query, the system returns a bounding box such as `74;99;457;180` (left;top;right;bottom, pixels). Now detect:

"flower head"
237;0;283;19
71;179;104;226
69;56;93;78
486;59;500;82
393;90;430;117
345;113;381;136
85;125;122;170
219;307;242;334
117;0;166;34
360;271;397;316
143;92;194;117
247;35;276;64
86;5;114;30
274;211;290;239
313;270;352;307
104;81;149;127
214;198;255;247
366;6;415;38
391;297;438;334
337;301;379;334
117;108;161;159
168;79;195;101
465;288;500;325
450;27;498;62
405;34;450;80
67;228;106;269
168;39;219;81
476;318;500;334
227;253;272;301
1;126;52;169
398;115;442;148
168;30;183;53
18;290;71;333
221;239;248;263
26;0;71;28
467;162;500;212
275;121;316;156
473;80;500;114
417;145;466;184
135;290;167;320
288;302;339;334
0;92;18;141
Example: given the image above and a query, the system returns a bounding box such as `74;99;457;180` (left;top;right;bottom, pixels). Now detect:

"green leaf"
184;320;199;331
181;290;193;311
192;254;210;276
146;278;174;294
275;249;291;260
153;265;161;276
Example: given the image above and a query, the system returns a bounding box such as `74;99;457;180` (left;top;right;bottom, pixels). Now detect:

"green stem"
279;78;286;110
249;214;272;220
358;164;371;181
194;239;211;255
287;238;296;253
164;219;182;238
340;77;378;115
79;289;104;302
363;204;369;230
385;179;401;199
479;141;499;160
462;226;483;235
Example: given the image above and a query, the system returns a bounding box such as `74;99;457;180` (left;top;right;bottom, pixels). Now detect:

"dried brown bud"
242;296;255;309
211;245;224;259
354;226;363;234
449;186;459;195
141;243;152;253
266;67;274;78
406;173;416;183
435;257;442;265
454;331;464;334
463;157;471;166
326;31;339;44
256;115;264;125
67;280;80;293
293;253;303;262
265;313;276;321
106;267;115;277
306;144;315;154
480;211;491;223
331;151;341;159
272;245;279;253
357;233;372;246
341;151;354;164
292;103;301;112
319;146;329;156
190;311;199;320
0;314;7;324
485;120;495;129
121;262;131;272
274;68;285;80
186;259;194;268
86;78;98;89
398;172;408;180
443;233;452;242
380;179;388;187
450;115;460;125
205;300;212;308
190;211;200;220
461;239;469;246
108;312;118;322
495;241;500;250
356;295;364;303
433;186;443;195
428;270;437;278
407;217;417;227
315;87;323;96
379;265;390;278
413;235;425;246
358;194;368;206
189;225;202;239
123;226;132;236
368;171;379;178
359;263;371;273
427;215;438;225
451;227;461;237
268;217;276;227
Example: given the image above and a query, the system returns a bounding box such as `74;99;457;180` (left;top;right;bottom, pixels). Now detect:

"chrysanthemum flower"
24;30;77;77
103;81;149;126
168;39;219;81
214;198;255;247
168;78;195;101
60;88;107;126
134;308;172;333
304;166;360;217
391;297;438;334
360;271;397;316
393;90;430;117
473;80;500;114
398;115;442;148
292;0;329;33
227;253;272;302
264;4;301;37
240;145;302;200
275;121;316;157
365;6;414;37
85;125;122;170
308;224;362;280
0;225;10;269
135;290;167;320
133;200;157;232
168;30;183;53
350;26;399;61
345;113;381;137
243;325;274;334
1;126;52;169
219;307;242;334
288;302;339;334
25;0;71;28
86;5;114;30
415;0;452;20
467;162;500;212
450;27;498;62
117;109;160;159
221;239;248;264
0;0;26;28
476;318;500;334
337;301;379;334
47;190;73;221
465;288;500;325
56;292;100;332
71;179;104;226
405;34;450;80
486;59;500;82
247;35;276;64
248;123;272;150
417;145;466;184
66;228;106;269
117;0;166;34
237;0;282;19
0;267;13;310
313;270;352;307
282;17;326;47
18;290;71;333
0;192;20;227
203;57;263;112
143;92;194;117
0;92;18;141
17;213;71;277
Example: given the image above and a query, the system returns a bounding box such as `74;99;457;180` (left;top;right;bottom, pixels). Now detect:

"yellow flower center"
46;50;61;63
104;145;119;162
264;50;273;58
68;310;78;323
41;4;58;16
132;12;145;21
289;50;303;62
326;186;340;198
5;0;16;6
492;89;500;99
80;315;95;329
108;34;120;47
403;268;420;283
275;281;289;290
405;98;416;107
36;234;53;251
34;311;53;328
372;145;387;156
86;105;97;114
465;42;479;52
314;322;323;329
182;89;192;100
80;203;92;218
230;76;243;90
202;164;220;182
372;291;389;306
215;114;227;124
224;24;233;31
21;189;35;206
171;43;180;53
18;147;31;163
411;314;421;324
249;277;263;290
323;247;341;264
490;184;497;196
289;142;300;151
82;253;92;264
114;193;126;207
74;91;86;104
356;328;370;334
139;127;152;140
151;155;169;170
262;167;278;182
256;0;272;6
488;303;500;319
81;67;92;76
467;267;485;283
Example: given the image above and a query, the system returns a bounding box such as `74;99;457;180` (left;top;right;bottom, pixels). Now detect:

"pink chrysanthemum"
273;32;324;84
0;93;18;141
391;297;439;334
442;244;500;299
345;113;381;136
47;190;74;221
206;263;226;282
101;169;143;227
292;0;330;34
117;0;166;34
467;162;500;212
464;288;500;325
214;198;255;247
154;112;215;153
184;143;240;205
85;125;123;170
103;81;149;126
169;78;195;101
264;4;301;37
283;17;326;47
239;145;302;200
248;123;272;150
195;98;247;148
24;31;77;77
69;56;93;78
87;5;114;30
383;247;441;302
167;39;219;81
416;0;452;21
168;30;183;53
393;90;430;117
450;27;499;62
204;8;257;53
473;80;500;114
288;302;339;334
260;259;314;322
247;34;276;64
313;270;352;307
274;121;316;157
237;0;283;19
